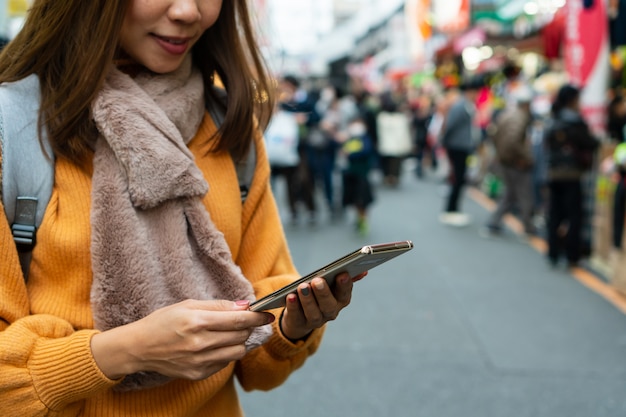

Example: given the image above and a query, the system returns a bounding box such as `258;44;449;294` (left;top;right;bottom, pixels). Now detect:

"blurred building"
256;0;409;90
261;0;373;76
264;0;622;97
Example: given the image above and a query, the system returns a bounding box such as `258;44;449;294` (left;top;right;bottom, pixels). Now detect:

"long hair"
0;0;274;164
196;0;274;161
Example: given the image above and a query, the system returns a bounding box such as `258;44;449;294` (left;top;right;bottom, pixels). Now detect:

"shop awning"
472;0;559;38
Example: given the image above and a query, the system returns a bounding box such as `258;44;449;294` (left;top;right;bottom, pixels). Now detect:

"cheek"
199;0;223;30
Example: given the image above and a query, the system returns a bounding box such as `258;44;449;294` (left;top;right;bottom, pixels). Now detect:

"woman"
0;1;360;415
544;84;599;268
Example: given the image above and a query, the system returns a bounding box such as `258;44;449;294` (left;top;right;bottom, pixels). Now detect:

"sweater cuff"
264;316;325;359
29;330;119;411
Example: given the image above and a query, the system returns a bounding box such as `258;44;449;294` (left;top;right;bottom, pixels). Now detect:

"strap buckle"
11;197;38;252
240;186;249;203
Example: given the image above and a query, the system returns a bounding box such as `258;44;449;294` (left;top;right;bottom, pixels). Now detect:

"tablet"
249;240;413;312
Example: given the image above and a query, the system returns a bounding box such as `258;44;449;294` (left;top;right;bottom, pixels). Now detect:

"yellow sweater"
0;113;324;416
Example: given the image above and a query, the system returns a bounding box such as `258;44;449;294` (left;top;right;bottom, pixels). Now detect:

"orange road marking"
468;187;626;315
571;267;626;315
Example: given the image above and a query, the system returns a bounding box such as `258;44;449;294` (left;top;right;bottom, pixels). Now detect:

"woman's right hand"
91;299;274;381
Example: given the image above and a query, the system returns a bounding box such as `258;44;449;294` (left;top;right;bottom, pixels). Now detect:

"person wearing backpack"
544;84;599;268
482;87;536;238
0;1;362;416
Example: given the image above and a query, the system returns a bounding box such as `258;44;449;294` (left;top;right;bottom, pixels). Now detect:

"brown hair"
0;0;274;164
197;0;275;160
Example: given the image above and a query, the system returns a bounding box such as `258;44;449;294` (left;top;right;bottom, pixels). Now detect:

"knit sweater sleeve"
0;200;118;415
234;131;325;392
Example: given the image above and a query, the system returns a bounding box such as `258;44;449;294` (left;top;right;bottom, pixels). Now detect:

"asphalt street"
238;165;626;417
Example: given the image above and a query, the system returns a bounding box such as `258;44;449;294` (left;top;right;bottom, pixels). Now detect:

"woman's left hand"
279;272;367;341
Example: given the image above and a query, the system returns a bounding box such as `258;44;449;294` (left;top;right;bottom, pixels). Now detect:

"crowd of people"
266;65;626;269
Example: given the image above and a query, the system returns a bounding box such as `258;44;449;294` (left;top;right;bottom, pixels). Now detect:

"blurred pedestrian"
340;115;376;235
376;92;413;187
544;84;599;267
412;94;437;178
279;75;319;225
266;79;313;225
439;79;482;226
426;95;449;173
607;94;626;142
354;88;380;167
309;84;356;217
482;87;536;237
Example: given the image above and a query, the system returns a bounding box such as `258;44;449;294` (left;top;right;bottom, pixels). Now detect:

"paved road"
239;167;626;417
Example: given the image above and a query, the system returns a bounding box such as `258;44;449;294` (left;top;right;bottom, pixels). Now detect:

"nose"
168;0;202;23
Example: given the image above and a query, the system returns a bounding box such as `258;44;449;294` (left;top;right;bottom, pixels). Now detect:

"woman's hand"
91;299;274;381
279;272;367;341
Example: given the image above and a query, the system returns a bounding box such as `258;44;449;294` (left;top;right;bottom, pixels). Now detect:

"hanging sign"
565;0;610;136
564;0;607;86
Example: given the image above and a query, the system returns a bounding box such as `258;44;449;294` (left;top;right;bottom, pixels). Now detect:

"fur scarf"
89;57;272;391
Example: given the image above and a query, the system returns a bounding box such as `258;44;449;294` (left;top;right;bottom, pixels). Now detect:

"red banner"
564;0;608;86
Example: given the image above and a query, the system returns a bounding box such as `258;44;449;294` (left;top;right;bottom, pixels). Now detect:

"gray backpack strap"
0;74;54;279
234;141;256;202
206;86;256;203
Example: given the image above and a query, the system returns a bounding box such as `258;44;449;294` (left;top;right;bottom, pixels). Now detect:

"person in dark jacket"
439;79;482;226
412;94;437;178
341;115;376;235
544;84;599;267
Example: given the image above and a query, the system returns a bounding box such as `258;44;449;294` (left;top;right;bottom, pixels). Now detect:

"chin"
141;57;187;74
148;64;183;74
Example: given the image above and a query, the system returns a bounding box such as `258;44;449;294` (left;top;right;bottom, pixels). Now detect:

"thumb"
232;300;253;311
182;299;252;312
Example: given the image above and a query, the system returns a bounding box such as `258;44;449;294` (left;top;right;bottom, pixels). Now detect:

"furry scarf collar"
89;57;272;391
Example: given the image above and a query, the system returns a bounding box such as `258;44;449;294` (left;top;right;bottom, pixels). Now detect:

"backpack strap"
234;142;256;202
0;74;54;280
206;86;256;203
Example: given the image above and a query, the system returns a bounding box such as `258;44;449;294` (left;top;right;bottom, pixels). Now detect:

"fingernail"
235;300;250;307
300;285;310;296
265;314;276;324
313;279;325;290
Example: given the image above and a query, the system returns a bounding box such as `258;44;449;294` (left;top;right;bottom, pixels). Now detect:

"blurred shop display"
472;0;563;39
0;0;30;40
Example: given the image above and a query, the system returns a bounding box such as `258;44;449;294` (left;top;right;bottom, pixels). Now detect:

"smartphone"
249;240;414;312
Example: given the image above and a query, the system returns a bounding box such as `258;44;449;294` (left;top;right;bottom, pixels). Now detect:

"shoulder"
448;101;465;116
0;75;41;102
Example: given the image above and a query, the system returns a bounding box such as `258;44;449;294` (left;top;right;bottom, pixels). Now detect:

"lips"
152;34;191;55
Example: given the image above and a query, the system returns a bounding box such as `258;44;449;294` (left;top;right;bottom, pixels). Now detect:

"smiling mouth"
151;34;193;56
154;35;189;45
